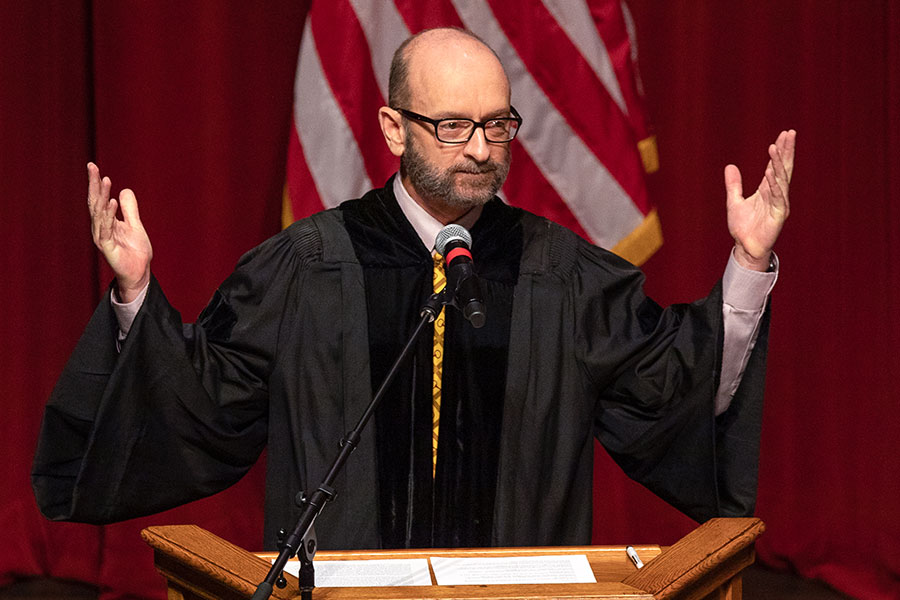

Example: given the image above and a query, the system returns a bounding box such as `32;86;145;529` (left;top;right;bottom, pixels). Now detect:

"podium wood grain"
142;518;764;600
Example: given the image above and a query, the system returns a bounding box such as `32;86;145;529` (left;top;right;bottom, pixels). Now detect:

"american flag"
283;0;660;265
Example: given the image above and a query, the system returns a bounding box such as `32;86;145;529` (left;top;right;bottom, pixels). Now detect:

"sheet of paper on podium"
283;558;432;587
430;554;597;585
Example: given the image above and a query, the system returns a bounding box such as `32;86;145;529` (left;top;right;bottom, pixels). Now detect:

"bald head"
388;28;510;110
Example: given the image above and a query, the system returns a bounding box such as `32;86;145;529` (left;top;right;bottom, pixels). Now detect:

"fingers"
96;198;118;249
724;164;743;203
759;167;772;196
87;162;100;207
767;141;791;215
781;129;796;179
87;162;121;249
88;163;108;241
768;144;786;182
772;130;796;181
87;164;111;206
118;188;142;227
91;183;115;244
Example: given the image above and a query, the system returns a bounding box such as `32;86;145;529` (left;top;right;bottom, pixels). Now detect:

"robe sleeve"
32;228;306;524
574;242;768;522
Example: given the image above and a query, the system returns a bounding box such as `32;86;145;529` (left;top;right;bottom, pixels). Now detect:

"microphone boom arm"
252;288;447;600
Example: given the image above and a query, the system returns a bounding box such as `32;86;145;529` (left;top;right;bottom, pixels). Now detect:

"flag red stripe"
309;0;397;186
504;143;591;241
394;0;465;32
590;0;652;141
487;0;650;214
286;114;326;216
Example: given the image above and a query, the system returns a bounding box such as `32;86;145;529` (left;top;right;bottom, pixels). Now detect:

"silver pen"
625;545;644;569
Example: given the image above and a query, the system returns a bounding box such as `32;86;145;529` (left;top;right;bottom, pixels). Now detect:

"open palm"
87;162;153;302
725;130;796;271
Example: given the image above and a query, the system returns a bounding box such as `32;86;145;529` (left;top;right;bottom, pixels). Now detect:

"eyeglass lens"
437;118;519;142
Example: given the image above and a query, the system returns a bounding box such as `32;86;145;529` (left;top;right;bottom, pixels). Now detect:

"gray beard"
401;135;510;210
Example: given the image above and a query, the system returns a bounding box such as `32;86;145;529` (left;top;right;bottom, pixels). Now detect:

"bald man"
34;29;795;550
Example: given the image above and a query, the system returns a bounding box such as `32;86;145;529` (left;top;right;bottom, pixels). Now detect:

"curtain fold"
0;0;102;590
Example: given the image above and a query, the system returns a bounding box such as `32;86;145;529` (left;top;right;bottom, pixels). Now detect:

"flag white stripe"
295;19;373;207
347;0;410;102
539;0;628;115
451;0;643;247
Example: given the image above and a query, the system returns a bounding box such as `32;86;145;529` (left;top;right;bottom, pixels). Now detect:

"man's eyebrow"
431;112;464;120
483;108;513;119
433;108;512;120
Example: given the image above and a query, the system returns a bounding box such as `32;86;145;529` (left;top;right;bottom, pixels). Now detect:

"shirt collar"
392;174;482;252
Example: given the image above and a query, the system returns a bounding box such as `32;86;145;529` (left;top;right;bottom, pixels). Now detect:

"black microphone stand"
251;289;448;600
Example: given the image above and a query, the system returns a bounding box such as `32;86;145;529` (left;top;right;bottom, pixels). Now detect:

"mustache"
452;160;499;174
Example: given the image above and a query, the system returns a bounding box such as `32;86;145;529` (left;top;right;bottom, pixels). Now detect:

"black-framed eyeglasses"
394;106;522;144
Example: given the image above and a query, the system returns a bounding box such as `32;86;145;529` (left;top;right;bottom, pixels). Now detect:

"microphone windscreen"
435;224;472;255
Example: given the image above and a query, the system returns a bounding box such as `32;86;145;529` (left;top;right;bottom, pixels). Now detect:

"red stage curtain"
0;1;103;588
1;2;897;599
1;2;306;598
594;3;900;598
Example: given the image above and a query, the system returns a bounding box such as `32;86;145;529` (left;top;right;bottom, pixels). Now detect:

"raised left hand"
725;129;796;271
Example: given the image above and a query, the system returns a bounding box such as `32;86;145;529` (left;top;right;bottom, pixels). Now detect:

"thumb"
118;188;142;226
724;164;743;203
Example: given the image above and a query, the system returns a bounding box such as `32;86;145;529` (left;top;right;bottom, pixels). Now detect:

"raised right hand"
88;162;153;303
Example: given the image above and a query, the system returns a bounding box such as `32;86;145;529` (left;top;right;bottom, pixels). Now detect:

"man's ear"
378;106;406;157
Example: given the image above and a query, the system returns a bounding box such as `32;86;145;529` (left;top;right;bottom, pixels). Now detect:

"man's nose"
463;127;491;163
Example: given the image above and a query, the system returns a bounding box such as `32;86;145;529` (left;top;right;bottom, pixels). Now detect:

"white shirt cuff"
722;250;778;312
110;281;149;336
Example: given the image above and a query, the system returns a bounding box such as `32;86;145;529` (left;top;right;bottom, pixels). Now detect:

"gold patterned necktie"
432;252;446;477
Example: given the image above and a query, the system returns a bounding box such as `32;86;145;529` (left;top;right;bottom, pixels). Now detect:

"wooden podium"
142;517;764;600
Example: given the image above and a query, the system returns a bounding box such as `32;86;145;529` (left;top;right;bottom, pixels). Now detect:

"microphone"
435;224;486;329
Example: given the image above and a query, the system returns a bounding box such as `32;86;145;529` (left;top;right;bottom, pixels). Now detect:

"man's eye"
439;120;464;131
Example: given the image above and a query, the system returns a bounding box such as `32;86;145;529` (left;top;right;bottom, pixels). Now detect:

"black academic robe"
32;181;767;550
